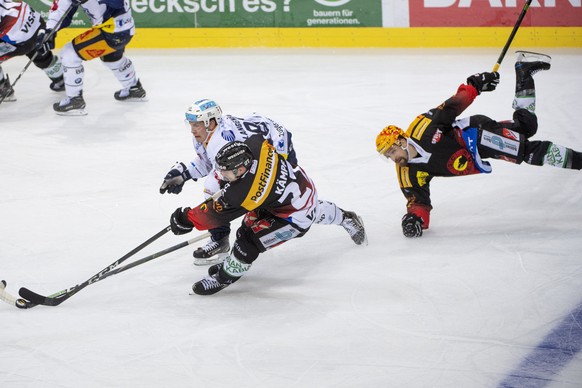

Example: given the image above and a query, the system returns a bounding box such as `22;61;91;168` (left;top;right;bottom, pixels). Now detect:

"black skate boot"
193;236;230;266
192;270;239;296
114;79;147;101
515;51;551;93
49;75;65;92
340;210;368;246
208;262;223;277
513;51;551;114
193;255;250;295
0;75;16;102
53;93;87;116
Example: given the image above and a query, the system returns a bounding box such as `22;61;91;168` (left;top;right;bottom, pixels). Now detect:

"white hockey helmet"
185;99;223;127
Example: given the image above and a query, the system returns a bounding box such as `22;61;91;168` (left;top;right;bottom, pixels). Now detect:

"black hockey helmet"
215;141;254;172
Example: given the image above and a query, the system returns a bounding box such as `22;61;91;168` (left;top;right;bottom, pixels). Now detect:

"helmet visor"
216;168;240;182
185;112;199;122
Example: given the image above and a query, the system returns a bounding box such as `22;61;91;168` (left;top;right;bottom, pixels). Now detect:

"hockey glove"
401;213;423;238
170;207;194;235
159;162;194;194
466;72;500;94
35;29;55;57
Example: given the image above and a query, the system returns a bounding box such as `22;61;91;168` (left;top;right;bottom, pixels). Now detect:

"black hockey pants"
469;110;581;169
232;209;309;264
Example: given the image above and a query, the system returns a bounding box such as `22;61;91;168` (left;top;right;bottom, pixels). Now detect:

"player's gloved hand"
170;207;194;235
466;72;500;94
159;162;194;194
35;29;55;57
401;213;423;238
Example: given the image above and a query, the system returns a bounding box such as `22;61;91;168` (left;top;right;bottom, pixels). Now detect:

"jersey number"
243;122;269;137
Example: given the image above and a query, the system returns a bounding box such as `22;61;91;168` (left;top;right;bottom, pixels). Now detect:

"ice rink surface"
1;48;581;388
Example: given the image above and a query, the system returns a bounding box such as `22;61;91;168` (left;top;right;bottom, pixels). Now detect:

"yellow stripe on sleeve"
240;141;279;211
397;166;412;189
406;115;433;141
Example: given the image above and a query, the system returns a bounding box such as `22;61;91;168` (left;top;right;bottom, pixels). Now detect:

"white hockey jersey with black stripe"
185;113;297;180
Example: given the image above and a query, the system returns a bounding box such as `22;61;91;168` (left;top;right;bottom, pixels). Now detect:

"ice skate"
516;50;551;65
515;51;551;88
192;271;238;296
0;76;16;102
53;93;87;116
340;210;368;246
193;236;230;266
207;262;223;277
114;79;147;101
513;51;551;114
49;75;65;92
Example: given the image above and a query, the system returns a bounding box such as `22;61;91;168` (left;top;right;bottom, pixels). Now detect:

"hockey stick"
16;191;224;308
15;226;172;309
100;232;210;279
17;232;211;308
492;0;533;72
0;5;75;105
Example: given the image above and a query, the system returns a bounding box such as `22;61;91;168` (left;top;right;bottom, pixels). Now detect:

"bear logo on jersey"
447;149;477;175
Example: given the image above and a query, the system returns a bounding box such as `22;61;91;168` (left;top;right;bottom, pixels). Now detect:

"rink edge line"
51;27;582;49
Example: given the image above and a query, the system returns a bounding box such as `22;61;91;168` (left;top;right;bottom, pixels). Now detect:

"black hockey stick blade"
1;280;36;309
18;231;211;307
18;286;68;306
18;226;173;307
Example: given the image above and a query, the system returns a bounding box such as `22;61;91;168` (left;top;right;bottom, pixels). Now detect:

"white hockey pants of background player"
60;42;137;98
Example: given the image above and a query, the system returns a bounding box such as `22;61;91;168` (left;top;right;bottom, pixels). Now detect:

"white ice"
1;48;581;388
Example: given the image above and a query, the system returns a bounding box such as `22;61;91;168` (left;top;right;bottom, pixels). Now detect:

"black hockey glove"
170;207;194;235
466;72;500;94
401;213;423;238
159;162;194;194
35;29;55;57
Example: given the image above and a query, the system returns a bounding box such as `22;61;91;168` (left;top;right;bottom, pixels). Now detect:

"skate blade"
515;50;551;63
1;95;16;102
55;109;88;116
193;253;228;266
117;96;149;102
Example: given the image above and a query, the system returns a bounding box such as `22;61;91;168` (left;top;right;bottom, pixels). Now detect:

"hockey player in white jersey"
160;99;367;265
41;0;146;115
0;0;64;101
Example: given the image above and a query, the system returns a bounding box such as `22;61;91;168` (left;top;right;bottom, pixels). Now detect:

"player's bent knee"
60;43;83;67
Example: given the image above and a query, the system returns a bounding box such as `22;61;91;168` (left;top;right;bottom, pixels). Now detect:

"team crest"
221;130;235;142
78;30;94;40
447;149;475;175
213;200;224;212
86;49;106;58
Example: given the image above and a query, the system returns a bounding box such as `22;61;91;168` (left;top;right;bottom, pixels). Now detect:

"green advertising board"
27;0;382;29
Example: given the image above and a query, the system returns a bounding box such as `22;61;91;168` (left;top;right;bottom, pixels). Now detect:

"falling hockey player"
168;136;367;295
375;51;582;238
41;0;146;115
160;99;366;266
0;0;64;102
